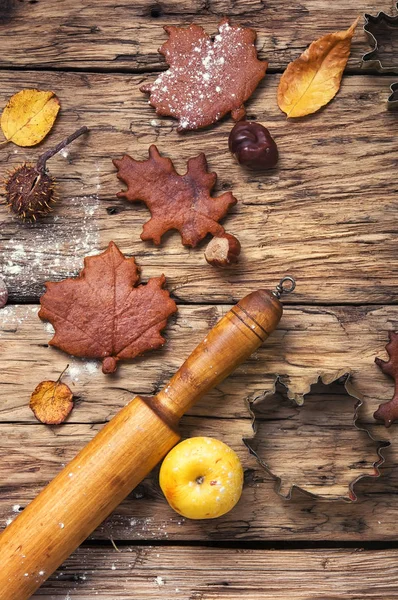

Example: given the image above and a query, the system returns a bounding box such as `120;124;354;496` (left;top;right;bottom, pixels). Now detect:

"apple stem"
196;476;204;485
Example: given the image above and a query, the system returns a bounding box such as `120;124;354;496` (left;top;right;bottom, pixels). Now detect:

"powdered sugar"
44;321;55;335
145;20;261;130
63;359;100;384
0;305;36;336
1;195;100;296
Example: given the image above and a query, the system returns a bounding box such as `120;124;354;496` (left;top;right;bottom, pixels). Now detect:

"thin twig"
37;126;89;172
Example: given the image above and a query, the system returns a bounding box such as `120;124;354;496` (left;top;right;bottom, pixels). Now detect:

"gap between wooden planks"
1;1;398;595
0;72;397;304
1;303;398;541
2;416;397;543
29;546;398;599
0;303;397;426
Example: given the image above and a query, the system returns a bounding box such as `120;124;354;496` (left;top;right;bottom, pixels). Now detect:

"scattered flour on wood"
129;516;170;539
63;358;101;384
1;195;100;291
155;576;165;586
40;320;101;383
44;322;55;335
0;307;100;384
0;305;37;336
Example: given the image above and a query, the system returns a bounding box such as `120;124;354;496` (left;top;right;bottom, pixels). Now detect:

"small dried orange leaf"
1;89;60;147
277;17;360;118
30;380;74;425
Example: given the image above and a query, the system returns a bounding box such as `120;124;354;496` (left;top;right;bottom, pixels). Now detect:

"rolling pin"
0;277;295;599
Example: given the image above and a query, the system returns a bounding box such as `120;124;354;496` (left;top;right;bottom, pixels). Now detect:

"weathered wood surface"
1;304;398;540
1;0;398;596
30;547;398;599
0;0;389;72
1;303;397;427
1;72;398;304
2;416;396;541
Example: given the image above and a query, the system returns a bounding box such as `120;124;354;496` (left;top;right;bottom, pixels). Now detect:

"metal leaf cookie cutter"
243;372;390;502
387;82;398;110
362;4;398;109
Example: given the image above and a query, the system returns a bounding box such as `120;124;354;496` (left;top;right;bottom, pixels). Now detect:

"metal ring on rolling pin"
272;276;296;299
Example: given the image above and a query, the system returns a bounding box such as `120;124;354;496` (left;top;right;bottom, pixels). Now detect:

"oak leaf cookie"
113;145;237;247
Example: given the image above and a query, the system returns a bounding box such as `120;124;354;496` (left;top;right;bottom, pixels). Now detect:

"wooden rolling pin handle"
0;281;293;600
156;288;284;419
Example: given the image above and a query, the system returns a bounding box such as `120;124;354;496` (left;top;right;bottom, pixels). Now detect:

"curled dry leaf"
30;372;74;425
39;241;177;374
1;89;60;147
141;19;267;131
113;145;237;247
374;331;398;427
277;17;360;118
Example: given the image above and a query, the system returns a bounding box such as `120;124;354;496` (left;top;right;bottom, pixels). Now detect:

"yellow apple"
159;436;244;519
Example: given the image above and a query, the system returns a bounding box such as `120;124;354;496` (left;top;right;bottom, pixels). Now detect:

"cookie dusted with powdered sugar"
141;19;267;132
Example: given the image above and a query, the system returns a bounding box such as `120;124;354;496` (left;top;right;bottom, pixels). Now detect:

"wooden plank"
1;414;394;543
0;1;387;72
3;304;397;541
1;72;397;304
0;303;397;429
0;362;396;541
30;547;398;599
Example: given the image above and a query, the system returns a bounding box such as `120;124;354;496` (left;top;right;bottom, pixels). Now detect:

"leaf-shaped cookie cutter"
243;372;390;502
362;4;398;73
387;82;398;111
361;4;398;109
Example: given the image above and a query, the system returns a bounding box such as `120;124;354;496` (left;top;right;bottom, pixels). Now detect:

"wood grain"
0;417;396;542
1;303;397;430
1;304;398;540
0;1;387;72
0;397;181;600
1;72;398;304
0;0;396;597
0;291;284;599
30;546;398;599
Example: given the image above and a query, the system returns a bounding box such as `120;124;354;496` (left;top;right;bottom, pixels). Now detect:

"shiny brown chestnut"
229;121;278;170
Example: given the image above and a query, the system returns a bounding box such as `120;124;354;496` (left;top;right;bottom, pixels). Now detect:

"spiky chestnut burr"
4;126;88;221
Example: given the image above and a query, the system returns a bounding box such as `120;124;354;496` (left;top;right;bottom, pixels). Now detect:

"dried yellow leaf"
277;17;360;118
1;89;60;147
30;378;73;425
